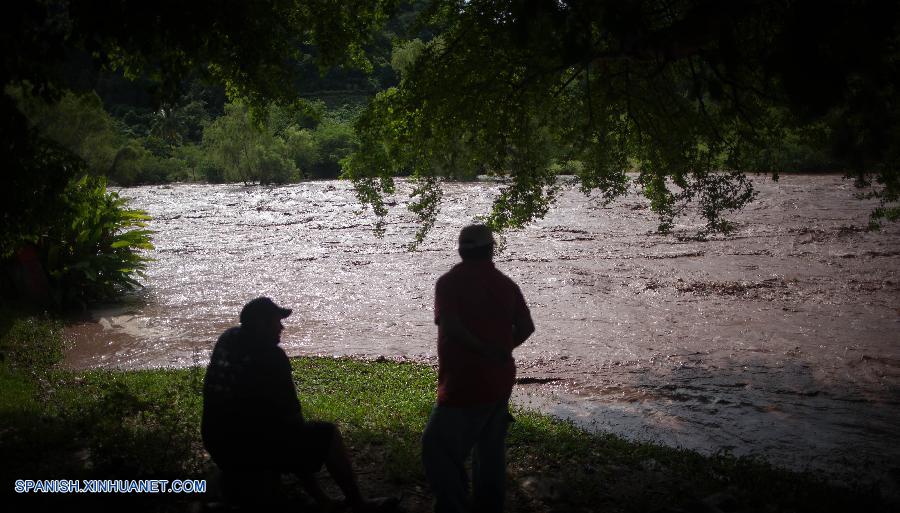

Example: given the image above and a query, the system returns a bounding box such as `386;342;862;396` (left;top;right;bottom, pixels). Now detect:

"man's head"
239;297;291;344
458;224;494;261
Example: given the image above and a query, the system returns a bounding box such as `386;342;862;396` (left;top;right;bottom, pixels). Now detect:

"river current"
63;175;900;488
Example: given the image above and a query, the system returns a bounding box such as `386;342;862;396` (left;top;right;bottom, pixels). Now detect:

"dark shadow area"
1;308;893;512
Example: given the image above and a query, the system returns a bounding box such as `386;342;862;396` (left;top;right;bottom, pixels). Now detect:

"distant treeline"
9;0;435;187
10;37;400;186
14;82;845;190
9;0;846;188
14;85;366;186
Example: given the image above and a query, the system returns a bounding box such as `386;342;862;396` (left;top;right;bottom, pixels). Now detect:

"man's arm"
439;312;512;362
512;286;535;348
258;348;306;426
512;315;535;348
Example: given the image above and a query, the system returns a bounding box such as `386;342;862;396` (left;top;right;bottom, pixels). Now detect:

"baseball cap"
458;224;495;250
240;297;292;325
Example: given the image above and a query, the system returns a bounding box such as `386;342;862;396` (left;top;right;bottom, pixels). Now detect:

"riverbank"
1;310;891;512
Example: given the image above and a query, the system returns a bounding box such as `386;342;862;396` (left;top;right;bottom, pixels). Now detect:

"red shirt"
434;260;533;406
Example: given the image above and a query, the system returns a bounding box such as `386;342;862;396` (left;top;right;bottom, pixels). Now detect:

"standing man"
422;224;536;513
202;297;396;511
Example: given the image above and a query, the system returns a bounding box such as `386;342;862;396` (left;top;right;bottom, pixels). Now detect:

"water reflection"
63;176;900;484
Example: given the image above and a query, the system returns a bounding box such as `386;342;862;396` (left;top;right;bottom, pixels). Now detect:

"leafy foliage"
107;141;188;185
0;127;81;259
201;101;361;183
1;1;399;299
13;83;364;188
202;103;297;185
5;0;900;256
40;1;397;114
12;88;119;176
346;0;900;236
300;117;359;179
42;176;154;306
1;90;156;304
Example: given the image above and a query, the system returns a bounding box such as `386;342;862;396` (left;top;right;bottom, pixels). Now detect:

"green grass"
291;357;436;481
0;310;890;512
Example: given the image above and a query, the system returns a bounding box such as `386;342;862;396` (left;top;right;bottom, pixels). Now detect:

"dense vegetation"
1;310;890;512
14;87;366;186
346;0;900;236
1;0;412;306
6;0;429;188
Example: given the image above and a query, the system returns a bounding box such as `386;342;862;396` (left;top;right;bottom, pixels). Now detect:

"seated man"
202;297;395;511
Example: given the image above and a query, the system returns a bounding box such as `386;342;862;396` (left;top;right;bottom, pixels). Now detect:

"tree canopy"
1;0;398;256
1;0;399;304
3;0;899;254
344;0;900;239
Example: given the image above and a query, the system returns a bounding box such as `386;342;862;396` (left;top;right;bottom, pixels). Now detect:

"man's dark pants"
422;399;512;513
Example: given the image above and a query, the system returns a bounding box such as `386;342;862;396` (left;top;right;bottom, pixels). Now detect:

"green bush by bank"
44;175;154;306
2;172;154;308
0;311;889;512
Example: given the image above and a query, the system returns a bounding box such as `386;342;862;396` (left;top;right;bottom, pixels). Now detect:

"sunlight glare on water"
63;176;900;485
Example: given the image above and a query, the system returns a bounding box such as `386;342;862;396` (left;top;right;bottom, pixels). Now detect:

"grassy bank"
0;310;888;512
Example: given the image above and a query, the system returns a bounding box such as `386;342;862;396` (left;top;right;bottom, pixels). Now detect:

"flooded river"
64;175;900;487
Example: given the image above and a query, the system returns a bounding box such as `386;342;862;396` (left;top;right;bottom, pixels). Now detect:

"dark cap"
458;224;495;250
240;297;292;325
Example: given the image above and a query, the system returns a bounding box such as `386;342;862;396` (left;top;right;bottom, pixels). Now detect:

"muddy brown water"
64;175;900;488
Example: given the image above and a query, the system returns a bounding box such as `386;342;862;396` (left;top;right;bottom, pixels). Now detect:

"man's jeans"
422;400;513;513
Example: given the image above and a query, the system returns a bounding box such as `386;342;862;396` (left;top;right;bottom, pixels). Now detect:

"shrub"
172;143;210;182
108;141;185;185
42;175;154;306
203;102;302;184
283;126;319;178
309;119;356;178
284;118;357;179
256;143;299;184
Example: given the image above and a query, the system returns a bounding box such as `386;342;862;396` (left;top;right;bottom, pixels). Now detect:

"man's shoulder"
440;262;466;276
437;262;520;286
436;263;464;286
484;264;522;290
491;265;516;281
221;326;242;338
216;326;243;347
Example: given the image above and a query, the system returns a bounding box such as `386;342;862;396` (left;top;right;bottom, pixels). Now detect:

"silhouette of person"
422;224;536;513
202;297;397;511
